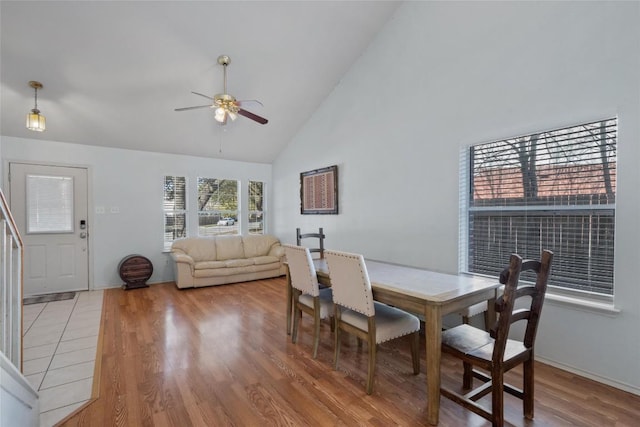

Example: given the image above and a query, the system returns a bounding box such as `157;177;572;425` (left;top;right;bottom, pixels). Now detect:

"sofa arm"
268;244;285;259
170;252;195;288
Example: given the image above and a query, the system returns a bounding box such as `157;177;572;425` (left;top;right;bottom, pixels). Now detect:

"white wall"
272;2;640;393
1;136;272;288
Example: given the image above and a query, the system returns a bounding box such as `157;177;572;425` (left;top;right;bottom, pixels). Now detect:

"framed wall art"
300;165;338;215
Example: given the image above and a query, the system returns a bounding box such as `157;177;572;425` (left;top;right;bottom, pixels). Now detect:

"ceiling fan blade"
237;109;268;125
236;99;264;108
192;91;215;101
174;105;212;112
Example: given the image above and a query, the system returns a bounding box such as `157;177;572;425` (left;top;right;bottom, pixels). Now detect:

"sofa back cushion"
243;235;280;258
215;236;245;260
172;237;217;262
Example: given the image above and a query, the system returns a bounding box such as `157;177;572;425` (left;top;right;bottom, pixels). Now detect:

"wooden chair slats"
441;249;553;427
296;227;325;259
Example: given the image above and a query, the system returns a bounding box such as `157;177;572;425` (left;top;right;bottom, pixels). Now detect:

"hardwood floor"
59;278;639;426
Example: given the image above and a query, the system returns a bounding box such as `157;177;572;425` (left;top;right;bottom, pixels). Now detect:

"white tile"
61;324;99;341
25;371;45;391
23;329;64;348
22;355;51;376
24;322;66;337
38;378;92;413
39;400;88;427
23;343;57;361
41;360;94;390
68;310;102;325
49;347;96;370
56;336;99;354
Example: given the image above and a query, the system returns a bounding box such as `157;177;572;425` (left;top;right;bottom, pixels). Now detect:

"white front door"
9;163;89;296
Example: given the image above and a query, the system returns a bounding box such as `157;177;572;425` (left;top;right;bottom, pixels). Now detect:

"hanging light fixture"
26;81;46;132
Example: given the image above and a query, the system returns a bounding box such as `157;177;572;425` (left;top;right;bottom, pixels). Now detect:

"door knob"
80;232;87;239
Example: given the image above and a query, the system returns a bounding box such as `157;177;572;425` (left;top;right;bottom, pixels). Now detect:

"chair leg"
312;298;321;359
523;358;534;419
463;362;473;389
491;368;504;427
334;308;341;370
329;316;335;332
366;338;376;395
286;269;292;335
366;317;376;395
292;306;301;344
410;331;420;374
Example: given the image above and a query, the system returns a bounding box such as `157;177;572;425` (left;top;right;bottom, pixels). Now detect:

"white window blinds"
27;174;74;233
465;118;616;295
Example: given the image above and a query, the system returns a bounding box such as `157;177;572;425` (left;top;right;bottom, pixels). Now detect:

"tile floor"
22;290;104;427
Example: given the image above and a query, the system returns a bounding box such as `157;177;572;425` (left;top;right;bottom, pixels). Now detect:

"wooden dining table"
285;258;502;425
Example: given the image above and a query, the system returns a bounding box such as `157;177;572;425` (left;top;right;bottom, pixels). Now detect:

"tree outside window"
198;178;239;236
249;181;264;234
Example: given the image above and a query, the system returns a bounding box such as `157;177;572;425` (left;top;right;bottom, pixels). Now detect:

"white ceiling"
0;1;400;163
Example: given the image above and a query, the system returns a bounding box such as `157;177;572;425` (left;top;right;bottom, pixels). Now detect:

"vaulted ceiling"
0;1;400;163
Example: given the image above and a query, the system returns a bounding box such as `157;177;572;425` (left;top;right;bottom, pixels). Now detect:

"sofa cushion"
215;236;245;261
194;260;227;270
224;259;254;268
172;237;217;262
243;235;280;258
253;255;280;266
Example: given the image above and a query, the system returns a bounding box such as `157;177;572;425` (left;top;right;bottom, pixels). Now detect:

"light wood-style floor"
59;278;639;426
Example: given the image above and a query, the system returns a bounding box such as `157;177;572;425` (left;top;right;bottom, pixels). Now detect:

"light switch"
96;206;105;214
110;207;120;214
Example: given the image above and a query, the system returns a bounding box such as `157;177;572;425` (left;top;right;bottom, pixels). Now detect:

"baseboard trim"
536;355;640;396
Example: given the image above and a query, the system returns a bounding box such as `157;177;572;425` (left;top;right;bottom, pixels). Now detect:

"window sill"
544;292;621;316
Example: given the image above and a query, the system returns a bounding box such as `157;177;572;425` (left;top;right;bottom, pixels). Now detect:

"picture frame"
300;165;338;215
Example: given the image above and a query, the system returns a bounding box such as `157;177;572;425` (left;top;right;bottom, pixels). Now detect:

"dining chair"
283;244;334;359
324;249;420;395
296;227;325;259
441;250;553;427
459;301;490;329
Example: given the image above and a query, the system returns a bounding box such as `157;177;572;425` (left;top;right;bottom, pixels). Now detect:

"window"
248;181;265;234
164;176;187;250
461;118;616;296
198;178;239;236
27;174;74;233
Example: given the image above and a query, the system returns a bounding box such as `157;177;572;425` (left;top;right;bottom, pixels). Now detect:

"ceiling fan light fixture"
214;107;226;123
26;81;46;132
227;110;238;121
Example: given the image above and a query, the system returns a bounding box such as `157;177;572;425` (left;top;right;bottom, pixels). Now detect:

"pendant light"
26;81;46;132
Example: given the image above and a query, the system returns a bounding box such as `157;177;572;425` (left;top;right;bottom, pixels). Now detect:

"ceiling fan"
175;55;268;125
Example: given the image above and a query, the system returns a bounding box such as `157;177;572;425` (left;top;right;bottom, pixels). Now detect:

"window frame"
459;118;617;302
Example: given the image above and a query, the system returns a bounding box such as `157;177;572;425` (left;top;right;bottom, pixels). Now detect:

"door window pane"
26;174;74;233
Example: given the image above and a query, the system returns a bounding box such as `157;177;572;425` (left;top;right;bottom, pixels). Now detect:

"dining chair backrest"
491;249;553;360
324;250;375;317
296;227;325;259
283;244;320;297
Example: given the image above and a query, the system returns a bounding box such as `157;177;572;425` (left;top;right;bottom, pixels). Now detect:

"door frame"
4;159;95;291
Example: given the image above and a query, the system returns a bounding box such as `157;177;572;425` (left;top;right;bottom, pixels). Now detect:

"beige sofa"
170;235;286;289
